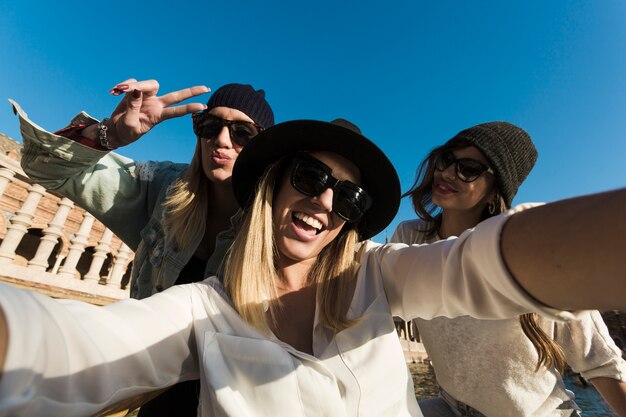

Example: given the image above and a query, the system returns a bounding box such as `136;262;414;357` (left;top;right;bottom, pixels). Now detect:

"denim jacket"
11;100;233;299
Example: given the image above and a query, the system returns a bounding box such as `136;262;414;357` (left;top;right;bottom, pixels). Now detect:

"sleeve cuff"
54;124;110;151
9;99;110;162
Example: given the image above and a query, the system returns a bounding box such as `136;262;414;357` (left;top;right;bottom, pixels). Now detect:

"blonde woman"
12;80;274;416
392;121;626;416
0;118;625;417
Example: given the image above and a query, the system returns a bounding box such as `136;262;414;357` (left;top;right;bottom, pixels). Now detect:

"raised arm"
11;79;210;247
501;188;626;311
79;79;210;149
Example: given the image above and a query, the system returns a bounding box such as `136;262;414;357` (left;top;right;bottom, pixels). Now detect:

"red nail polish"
109;84;130;95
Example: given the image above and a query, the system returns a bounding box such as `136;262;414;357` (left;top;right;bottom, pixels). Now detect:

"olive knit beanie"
448;121;538;206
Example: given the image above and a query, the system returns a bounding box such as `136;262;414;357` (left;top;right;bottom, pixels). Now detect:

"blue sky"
1;1;624;243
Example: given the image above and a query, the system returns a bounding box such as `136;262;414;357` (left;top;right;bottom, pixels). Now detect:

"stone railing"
0;152;132;305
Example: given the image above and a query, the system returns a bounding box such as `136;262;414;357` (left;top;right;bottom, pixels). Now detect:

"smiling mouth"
435;181;456;193
293;212;323;235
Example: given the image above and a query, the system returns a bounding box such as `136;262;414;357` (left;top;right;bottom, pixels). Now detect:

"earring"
488;194;499;215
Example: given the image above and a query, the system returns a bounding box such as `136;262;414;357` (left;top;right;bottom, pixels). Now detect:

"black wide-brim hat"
232;119;401;241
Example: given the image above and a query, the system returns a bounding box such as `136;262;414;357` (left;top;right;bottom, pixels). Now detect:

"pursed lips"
211;150;232;163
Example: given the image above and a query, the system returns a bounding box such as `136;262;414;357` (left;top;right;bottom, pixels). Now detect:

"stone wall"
0;133;132;305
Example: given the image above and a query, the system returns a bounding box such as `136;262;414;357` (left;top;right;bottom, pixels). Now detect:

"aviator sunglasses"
434;151;495;183
192;111;263;148
290;153;373;223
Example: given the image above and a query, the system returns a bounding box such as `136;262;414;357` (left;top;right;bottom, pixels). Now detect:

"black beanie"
206;83;274;129
447;121;538;207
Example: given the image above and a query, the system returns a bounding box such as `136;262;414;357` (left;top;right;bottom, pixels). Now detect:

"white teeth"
294;212;323;230
438;183;454;192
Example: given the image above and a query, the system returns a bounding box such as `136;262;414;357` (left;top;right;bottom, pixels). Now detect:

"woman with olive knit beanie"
391;121;626;416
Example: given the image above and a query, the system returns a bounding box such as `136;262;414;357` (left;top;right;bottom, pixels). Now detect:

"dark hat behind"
448;121;538;206
233;119;400;241
207;83;274;129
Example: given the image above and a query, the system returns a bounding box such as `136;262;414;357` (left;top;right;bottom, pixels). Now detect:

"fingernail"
109;84;129;96
132;89;142;99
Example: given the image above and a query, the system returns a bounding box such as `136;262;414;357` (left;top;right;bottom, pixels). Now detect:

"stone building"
0;133;132;305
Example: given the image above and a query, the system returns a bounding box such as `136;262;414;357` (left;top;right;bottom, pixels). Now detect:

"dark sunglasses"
192;111;263;148
433;151;495;183
290;153;373;223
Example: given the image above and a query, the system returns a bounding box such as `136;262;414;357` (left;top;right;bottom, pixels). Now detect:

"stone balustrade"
0;152;132;305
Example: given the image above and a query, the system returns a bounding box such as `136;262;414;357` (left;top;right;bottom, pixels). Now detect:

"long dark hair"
404;138;506;238
405;137;565;372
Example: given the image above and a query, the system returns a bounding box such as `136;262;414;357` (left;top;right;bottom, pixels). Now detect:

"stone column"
0;166;16;200
57;212;95;279
50;254;65;275
83;228;113;283
28;197;75;271
0;183;45;263
107;242;132;288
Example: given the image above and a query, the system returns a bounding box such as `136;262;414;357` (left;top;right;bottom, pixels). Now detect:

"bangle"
97;118;115;150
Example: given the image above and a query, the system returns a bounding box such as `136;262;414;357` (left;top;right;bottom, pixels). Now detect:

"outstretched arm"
79;78;210;149
590;377;626;416
501;188;626;311
0;283;200;416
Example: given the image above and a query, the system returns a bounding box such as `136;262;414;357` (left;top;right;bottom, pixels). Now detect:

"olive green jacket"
11;99;232;299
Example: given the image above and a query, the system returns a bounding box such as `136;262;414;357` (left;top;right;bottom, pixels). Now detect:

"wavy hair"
404;138;506;238
162;140;209;249
407;138;564;373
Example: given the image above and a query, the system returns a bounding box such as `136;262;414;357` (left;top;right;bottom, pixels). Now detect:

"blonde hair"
223;159;360;334
163;141;209;249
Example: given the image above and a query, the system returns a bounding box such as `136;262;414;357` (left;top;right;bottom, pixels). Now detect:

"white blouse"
0;204;570;417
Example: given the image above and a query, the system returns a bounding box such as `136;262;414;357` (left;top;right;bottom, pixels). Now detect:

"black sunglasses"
192;111;263;148
434;151;495;183
290;153;373;223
